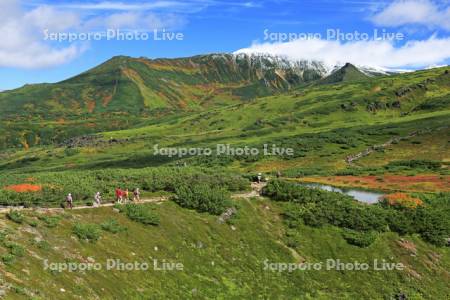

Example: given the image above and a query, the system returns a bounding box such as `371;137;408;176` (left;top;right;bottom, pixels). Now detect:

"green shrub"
72;223;101;242
385;159;441;171
6;210;25;224
117;204;160;226
36;240;51;250
0;231;7;243
64;147;80;157
414;207;450;247
27;219;39;227
264;180;450;247
1;253;15;265
4;242;25;257
173;183;232;215
0;167;248;207
101;218;127;233
38;215;62;228
342;229;377;247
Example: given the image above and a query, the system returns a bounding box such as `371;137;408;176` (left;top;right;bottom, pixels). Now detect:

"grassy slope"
2;66;449;176
1;198;449;299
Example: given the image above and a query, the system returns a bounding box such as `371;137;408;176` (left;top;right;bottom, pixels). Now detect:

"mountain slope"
0;53;353;150
0;54;330;118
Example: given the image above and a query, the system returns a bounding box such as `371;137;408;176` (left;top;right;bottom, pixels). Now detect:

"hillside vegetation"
0;196;449;299
1;64;448;176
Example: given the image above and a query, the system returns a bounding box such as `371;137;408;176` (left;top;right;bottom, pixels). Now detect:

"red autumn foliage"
382;193;423;209
4;184;42;193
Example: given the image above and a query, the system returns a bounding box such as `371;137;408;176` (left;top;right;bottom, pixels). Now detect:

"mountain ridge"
0;53;389;118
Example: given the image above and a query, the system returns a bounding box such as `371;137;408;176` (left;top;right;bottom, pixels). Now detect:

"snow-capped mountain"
231;52;394;78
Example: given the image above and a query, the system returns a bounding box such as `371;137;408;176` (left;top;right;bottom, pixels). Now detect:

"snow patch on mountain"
232;51;396;77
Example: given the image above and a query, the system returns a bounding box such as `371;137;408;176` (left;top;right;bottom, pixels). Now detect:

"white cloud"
0;0;83;68
0;1;187;68
54;0;258;11
371;0;450;30
56;1;190;11
234;37;450;69
24;5;80;32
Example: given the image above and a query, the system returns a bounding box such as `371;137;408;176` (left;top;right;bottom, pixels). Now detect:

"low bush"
0;167;249;207
38;215;62;228
1;254;15;265
342;229;377;247
173;183;232;215
116;204;160;226
6;210;25;224
101;218;127;233
264;180;450;247
385;159;441;171
72;223;101;242
4;242;25;257
27;219;39;227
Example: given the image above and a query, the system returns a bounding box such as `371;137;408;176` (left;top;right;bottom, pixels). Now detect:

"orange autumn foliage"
4;184;42;193
382;193;423;209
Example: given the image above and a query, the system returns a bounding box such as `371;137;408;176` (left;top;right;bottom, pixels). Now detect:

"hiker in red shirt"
115;188;123;203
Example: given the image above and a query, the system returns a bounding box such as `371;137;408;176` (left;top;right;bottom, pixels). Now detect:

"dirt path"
0;196;169;214
344;128;441;164
0;183;266;214
231;182;266;199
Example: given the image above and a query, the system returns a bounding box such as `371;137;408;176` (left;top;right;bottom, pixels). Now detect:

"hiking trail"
0;183;266;214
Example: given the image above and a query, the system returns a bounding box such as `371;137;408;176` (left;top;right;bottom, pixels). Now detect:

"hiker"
257;173;262;183
124;189;129;203
133;188;141;202
115;188;123;204
66;193;73;209
94;192;102;206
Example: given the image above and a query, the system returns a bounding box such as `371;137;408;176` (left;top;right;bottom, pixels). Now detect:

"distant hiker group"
65;187;141;209
115;187;141;203
63;171;275;209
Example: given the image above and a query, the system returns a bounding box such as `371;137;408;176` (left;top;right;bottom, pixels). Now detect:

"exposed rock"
59;135;129;148
217;207;237;223
391;100;401;108
394;292;407;300
397;239;417;256
395;87;412;97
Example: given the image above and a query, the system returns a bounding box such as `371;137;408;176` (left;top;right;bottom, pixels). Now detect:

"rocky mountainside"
0;54;382;119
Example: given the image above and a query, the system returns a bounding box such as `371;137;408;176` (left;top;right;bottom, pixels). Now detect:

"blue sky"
1;0;450;90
